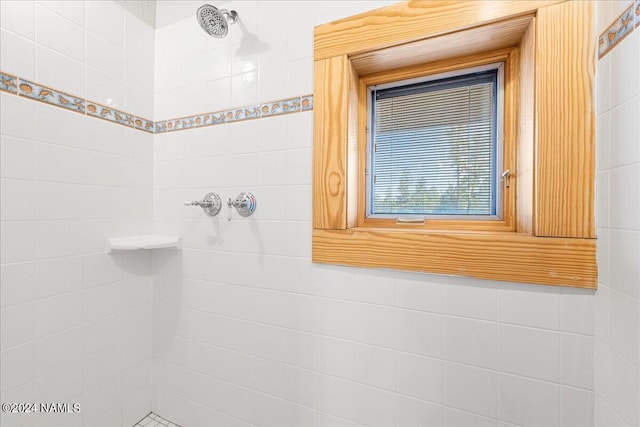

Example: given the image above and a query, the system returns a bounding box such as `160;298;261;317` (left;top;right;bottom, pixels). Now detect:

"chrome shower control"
184;192;222;216
227;192;257;218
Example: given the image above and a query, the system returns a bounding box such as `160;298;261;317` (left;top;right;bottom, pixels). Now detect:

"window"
357;53;515;232
312;0;596;288
368;65;503;220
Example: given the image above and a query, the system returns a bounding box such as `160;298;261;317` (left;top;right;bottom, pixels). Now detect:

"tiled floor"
134;412;181;427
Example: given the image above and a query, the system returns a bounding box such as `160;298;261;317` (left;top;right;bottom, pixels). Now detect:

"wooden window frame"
312;0;596;289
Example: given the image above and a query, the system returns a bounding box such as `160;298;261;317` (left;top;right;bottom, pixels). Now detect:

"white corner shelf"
107;235;182;253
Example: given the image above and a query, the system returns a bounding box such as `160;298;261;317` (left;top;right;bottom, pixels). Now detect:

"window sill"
312;228;596;289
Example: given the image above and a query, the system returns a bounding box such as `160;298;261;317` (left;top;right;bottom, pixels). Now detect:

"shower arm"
222;10;238;24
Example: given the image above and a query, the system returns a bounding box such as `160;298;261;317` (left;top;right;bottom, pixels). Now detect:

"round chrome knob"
228;192;257;217
201;192;222;216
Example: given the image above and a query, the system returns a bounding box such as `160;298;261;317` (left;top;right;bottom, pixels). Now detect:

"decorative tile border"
233;105;262;122
1;69;314;134
154;120;168;134
0;72;17;94
199;112;226;127
260;97;301;117
134;117;155;133
86;101;133;126
301;95;313;111
166;115;197;132
157;95;313;134
4;4;637;132
598;2;636;59
18;78;85;114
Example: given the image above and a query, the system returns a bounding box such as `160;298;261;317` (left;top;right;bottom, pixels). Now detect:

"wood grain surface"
350;15;532;76
313;228;596;288
517;19;536;234
535;1;595;238
314;0;564;60
313;56;349;229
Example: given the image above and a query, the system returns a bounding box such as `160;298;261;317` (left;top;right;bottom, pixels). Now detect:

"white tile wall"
151;2;600;426
1;29;36;80
1;1;35;39
0;2;154;427
445;362;498;419
36;44;86;98
594;2;640;427
3;1;633;426
500;373;560;427
0;0;154;118
87;33;125;80
36;3;85;62
499;324;560;382
37;1;85;27
86;1;124;48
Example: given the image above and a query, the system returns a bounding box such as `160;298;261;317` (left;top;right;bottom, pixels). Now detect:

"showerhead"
196;4;238;38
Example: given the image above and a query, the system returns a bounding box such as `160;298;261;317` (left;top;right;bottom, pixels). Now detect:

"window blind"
370;69;498;216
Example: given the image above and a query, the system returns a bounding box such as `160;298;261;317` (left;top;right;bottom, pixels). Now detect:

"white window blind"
369;68;499;217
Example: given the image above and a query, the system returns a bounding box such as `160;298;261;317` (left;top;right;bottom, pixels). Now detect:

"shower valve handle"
184;192;222;216
228;198;246;209
184;200;210;207
227;192;257;218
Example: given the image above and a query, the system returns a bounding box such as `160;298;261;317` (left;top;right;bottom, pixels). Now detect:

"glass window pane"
370;69;499;217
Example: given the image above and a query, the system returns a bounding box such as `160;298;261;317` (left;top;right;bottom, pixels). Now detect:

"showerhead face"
197;4;237;38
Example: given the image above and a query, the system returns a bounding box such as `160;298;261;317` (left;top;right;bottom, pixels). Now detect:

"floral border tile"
17;78;85;113
0;71;17;94
86;101;134;127
134;117;155;133
598;4;635;58
635;0;640;28
226;105;261;123
260;97;301;117
301;95;313;112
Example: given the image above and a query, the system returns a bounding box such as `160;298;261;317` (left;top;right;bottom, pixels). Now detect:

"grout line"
0;335;134;397
559;292;564;425
157;352;594;427
36;1;82;30
152;300;599;394
0;281;151;315
151;271;600;338
136;412;181;427
496;284;502;424
394;290;399;426
133;411;154;427
155;358;360;425
0;303;151;357
446;406;499;424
